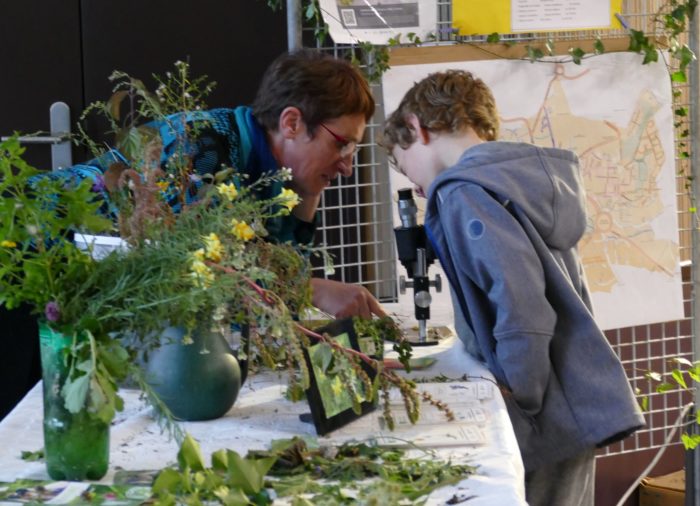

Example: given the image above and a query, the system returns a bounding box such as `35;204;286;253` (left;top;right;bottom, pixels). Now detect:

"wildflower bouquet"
0;60;316;432
1;61;445;467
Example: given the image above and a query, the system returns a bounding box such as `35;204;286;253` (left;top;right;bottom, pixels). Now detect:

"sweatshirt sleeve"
439;183;557;416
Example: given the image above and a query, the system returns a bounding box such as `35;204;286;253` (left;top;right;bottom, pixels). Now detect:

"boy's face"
391;140;438;198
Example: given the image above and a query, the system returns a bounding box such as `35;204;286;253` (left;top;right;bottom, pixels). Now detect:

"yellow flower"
189;254;214;287
193;248;206;261
331;377;345;396
156;181;169;191
202;233;223;263
231;219;255;242
278;188;300;211
1;240;17;248
217;182;239;202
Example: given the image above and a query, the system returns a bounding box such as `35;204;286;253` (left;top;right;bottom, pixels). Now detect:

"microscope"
393;188;442;345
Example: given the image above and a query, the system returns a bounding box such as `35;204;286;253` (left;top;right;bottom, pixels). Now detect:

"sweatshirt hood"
428;142;586;250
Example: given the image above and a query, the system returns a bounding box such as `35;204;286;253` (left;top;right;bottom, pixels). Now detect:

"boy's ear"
407;114;430;145
279;107;303;138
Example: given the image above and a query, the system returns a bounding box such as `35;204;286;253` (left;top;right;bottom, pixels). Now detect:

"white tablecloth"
0;303;526;505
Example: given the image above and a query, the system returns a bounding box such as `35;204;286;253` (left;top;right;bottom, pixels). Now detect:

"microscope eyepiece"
397;187;418;228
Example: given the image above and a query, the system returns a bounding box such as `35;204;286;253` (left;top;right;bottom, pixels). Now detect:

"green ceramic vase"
145;326;242;421
38;324;110;480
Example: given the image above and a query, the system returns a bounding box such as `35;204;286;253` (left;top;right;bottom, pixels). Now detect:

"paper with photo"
319;0;437;44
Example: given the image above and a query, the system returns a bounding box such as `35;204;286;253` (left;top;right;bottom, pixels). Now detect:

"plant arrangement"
2;61;459;481
73;61;450;430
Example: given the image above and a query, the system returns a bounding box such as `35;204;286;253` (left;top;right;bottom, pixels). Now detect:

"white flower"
280;167;293;181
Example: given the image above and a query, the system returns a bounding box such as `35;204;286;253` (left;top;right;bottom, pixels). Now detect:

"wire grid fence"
306;0;696;459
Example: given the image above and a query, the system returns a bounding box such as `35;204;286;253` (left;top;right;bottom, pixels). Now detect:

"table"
0;304;526;505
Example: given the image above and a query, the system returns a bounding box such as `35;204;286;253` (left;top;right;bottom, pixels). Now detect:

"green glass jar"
39;324;109;480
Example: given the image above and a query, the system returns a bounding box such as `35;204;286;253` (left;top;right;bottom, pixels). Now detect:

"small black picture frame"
303;317;379;436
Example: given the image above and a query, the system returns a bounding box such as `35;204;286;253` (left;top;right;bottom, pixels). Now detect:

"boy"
382;69;644;505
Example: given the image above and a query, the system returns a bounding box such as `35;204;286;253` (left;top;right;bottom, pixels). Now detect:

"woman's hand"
310;278;387;319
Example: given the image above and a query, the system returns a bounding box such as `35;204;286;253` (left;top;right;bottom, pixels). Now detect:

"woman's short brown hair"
382;70;499;152
252;49;375;133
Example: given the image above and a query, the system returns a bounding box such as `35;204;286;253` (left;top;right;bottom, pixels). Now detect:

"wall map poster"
383;52;684;330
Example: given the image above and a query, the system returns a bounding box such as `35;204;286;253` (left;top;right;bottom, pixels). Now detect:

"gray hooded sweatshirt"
424;141;644;472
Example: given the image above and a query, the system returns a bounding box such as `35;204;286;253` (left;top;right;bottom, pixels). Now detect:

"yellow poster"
454;0;623;35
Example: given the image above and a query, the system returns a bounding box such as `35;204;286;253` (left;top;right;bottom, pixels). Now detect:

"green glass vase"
38;324;110;480
145;326;242;421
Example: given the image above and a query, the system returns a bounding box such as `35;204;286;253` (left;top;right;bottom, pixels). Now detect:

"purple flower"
91;175;106;193
44;301;60;322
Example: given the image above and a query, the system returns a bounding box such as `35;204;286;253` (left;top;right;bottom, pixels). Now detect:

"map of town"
498;63;679;295
383;53;685;329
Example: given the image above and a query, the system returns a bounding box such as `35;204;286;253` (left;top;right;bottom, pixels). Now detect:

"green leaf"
688;369;700;383
671;369;688;389
671;70;687;83
671;5;687;21
486;32;500;43
593;38;605;55
81;213;113;234
212;449;229;471
569;47;585;65
76;359;93;373
656;382;675;393
312;342;333;373
152;468;183;494
178;434;206;472
676;45;696;70
525;46;544;62
115;126;143;161
681;433;700;450
640;396;649;412
628;29;649;52
642;47;659;64
226;451;276;495
217;487;250;506
98;341;129;379
88;376;111;423
62;373;91;413
20;449;44;462
304;2;316;20
273;474;315;497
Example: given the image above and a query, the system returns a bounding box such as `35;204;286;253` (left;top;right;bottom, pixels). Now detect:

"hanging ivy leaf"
525;46;544;62
593;38;605;55
671;70;687;83
569;47;586;65
304;2;317;20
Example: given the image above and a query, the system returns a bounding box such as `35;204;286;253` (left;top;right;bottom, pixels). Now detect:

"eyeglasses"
319;123;359;158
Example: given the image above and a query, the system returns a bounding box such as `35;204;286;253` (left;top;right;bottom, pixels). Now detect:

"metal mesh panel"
305;0;696;460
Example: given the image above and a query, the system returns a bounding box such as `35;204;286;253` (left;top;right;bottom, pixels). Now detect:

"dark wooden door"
0;1;83;170
0;0;287;420
79;0;288;144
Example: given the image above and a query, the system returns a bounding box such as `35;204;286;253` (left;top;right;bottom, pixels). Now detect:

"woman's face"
283;113;366;199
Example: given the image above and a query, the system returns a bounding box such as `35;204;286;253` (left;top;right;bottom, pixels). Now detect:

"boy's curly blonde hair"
382;70;499;152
